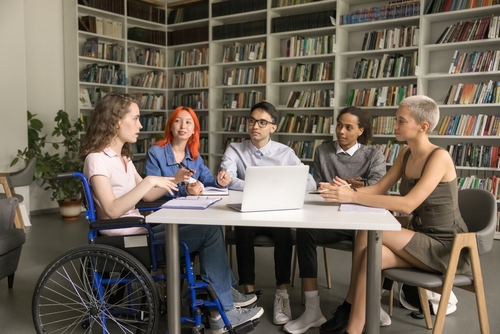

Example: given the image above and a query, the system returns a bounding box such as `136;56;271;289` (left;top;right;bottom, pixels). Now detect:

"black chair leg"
8;273;15;289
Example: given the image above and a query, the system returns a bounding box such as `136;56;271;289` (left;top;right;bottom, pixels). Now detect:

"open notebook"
161;197;222;210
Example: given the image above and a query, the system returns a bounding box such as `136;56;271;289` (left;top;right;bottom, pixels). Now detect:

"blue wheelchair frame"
54;172;233;333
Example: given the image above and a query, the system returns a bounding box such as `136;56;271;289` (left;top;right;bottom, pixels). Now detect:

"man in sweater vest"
284;107;387;334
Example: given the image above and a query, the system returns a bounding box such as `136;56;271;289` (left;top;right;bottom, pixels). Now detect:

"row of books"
443;80;500;105
133;159;146;175
79;16;123;39
175;47;209;67
457;175;500;200
280;62;334;83
131;71;166;89
127;46;165;68
223;137;247;151
222;42;266;63
273;0;316;7
361;26;419;51
370;141;407;164
212;0;267;17
425;0;499;14
127;0;165;24
167;1;208;24
78;0;124;15
223;116;248;133
223;66;266;86
78;87;109;109
435;16;497;44
372;116;397;135
128;27;166;46
82;38;125;62
437;114;500;136
287;139;326;160
199;115;208;132
139;114;165;132
172;92;209;110
129;93;166;111
272;10;336;33
347;84;417;107
278;114;334;134
285;89;335;108
340;0;421;25
284;35;336;57
352;52;418;79
80;64;126;85
200;137;208;154
448;49;500;74
222;91;265;109
447;144;500;168
172;70;209;89
213;19;266;41
168;27;208;46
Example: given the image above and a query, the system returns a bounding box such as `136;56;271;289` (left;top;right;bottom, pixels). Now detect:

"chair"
225;227;299;286
32;172;258;334
317;240;354;289
0;158;37;230
0;197;26;289
383;188;497;334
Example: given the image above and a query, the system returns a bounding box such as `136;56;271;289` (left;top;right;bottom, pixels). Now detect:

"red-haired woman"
146;106;231;198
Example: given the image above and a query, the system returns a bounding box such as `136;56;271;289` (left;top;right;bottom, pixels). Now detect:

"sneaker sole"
273;315;292;325
233;294;258;308
283;316;326;334
211;308;265;334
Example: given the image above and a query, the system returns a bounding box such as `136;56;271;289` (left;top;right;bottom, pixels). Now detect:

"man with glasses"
220;101;316;327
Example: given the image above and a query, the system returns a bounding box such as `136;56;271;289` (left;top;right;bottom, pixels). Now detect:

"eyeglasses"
247;117;275;128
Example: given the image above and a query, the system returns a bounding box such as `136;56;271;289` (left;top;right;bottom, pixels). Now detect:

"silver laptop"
227;165;309;212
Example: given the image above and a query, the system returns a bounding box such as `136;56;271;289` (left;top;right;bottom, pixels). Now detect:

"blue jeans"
153;224;235;310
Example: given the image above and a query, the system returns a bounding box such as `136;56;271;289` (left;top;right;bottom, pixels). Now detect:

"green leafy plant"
12;110;85;202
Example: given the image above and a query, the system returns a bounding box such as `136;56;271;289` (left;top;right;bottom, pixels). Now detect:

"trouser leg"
271;227;293;286
234;226;257;286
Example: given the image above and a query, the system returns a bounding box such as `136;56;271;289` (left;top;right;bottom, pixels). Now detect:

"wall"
0;0;66;213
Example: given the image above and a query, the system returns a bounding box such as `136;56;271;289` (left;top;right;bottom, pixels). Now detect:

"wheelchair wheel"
32;244;159;334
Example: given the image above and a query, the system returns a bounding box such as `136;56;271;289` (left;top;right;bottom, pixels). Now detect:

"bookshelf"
63;0;168;175
63;0;500;237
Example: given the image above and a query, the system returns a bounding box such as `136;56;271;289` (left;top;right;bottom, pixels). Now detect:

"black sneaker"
319;305;350;334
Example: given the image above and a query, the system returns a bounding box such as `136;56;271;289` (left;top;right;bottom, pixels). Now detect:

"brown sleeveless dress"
401;148;470;274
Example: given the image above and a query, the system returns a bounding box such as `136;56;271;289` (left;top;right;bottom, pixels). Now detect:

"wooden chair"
0;158;37;230
383;188;496;334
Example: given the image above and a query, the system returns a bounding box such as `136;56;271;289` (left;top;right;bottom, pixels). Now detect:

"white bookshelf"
63;0;500;234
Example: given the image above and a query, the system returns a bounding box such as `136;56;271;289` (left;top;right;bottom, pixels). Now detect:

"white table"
146;192;401;334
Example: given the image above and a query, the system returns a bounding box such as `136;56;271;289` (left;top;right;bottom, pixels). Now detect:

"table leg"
166;223;181;334
366;230;382;334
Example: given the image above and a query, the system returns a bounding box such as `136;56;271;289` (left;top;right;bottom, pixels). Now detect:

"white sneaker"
273;292;292;325
283;295;326;334
380;306;391;327
209;307;264;334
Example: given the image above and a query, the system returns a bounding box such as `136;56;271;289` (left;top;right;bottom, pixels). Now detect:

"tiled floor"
1;212;499;333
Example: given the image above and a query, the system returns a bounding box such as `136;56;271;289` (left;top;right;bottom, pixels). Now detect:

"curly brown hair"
79;93;137;160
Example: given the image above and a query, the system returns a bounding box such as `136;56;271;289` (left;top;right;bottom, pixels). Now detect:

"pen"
178;161;195;174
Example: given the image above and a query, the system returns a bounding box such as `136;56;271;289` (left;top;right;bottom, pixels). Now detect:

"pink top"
84;147;145;236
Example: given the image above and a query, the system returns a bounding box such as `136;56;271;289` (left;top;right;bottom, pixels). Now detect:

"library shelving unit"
63;0;500;236
63;0;168;174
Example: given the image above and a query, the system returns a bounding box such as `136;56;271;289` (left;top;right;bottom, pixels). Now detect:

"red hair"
155;106;200;160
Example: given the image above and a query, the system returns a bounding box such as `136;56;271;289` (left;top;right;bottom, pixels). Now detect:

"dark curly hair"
79;93;137;160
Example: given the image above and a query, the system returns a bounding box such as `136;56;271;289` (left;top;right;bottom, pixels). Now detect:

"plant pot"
58;199;82;222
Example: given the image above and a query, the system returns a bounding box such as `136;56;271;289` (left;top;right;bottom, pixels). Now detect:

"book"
201;187;229;196
78;88;92;108
161;196;223;210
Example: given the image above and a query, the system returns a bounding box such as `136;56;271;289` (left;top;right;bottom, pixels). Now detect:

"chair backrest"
458;188;497;255
9;158;37;188
0;197;19;232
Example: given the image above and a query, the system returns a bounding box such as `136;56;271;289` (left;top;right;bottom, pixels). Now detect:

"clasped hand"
318;176;356;203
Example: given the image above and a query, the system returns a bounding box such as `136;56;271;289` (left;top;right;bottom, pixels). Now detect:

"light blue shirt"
220;139;317;191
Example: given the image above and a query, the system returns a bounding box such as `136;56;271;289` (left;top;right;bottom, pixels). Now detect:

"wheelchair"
32;172;259;334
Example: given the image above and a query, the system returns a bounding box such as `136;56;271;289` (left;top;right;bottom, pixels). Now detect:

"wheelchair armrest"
89;217;146;231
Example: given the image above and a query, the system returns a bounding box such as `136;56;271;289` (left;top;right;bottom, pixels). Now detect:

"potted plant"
12;110;85;221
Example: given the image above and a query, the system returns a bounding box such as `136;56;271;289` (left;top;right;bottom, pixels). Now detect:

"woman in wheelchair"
79;93;263;333
145;105;231;198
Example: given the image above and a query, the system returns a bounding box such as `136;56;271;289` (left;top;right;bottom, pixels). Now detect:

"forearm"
351;191;414;215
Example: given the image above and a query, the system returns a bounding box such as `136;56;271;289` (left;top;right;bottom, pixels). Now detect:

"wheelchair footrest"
228;318;260;334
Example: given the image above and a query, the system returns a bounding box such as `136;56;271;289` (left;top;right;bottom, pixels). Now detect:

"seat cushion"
383;268;473;289
0;193;24;202
0;228;26;255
